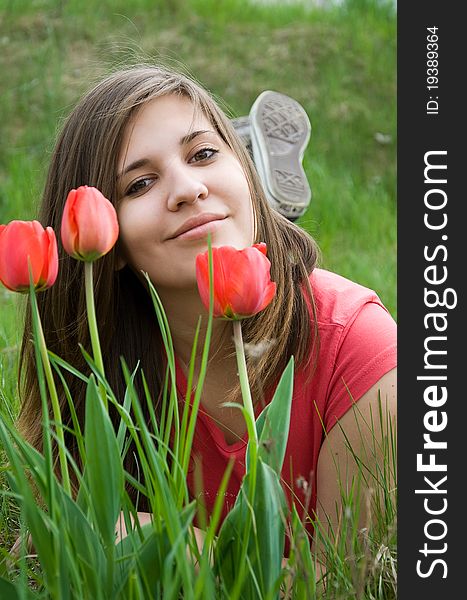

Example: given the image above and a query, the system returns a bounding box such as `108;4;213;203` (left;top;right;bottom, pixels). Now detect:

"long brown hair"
17;64;320;492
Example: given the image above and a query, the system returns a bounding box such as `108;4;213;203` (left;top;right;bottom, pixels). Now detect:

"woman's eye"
189;147;218;163
126;177;154;196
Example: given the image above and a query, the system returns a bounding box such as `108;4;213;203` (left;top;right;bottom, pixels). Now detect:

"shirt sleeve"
323;301;397;432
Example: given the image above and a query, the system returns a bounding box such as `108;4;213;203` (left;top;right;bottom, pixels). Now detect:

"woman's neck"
156;285;244;442
156;285;232;369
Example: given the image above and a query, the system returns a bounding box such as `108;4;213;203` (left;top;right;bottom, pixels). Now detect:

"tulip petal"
253;242;268;256
39;227;59;290
257;281;277;312
195;243;276;320
61;186;119;261
214;246;239;316
61;190;79;256
9;223;43;289
0;220;57;293
195;252;210;310
47;228;59;285
74;191;108;257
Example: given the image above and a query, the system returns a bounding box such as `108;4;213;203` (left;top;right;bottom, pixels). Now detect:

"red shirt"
177;269;397;542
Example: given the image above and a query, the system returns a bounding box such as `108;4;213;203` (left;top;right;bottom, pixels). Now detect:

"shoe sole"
249;91;311;220
231;116;253;158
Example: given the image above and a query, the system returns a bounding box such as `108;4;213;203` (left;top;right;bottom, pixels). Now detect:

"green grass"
0;0;396;596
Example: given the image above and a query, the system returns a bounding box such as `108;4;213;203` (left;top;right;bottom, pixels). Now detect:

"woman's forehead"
130;94;212;129
117;95;221;171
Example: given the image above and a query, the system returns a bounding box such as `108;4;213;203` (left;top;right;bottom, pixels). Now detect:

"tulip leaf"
251;458;287;596
113;522;172;598
247;356;294;476
0;419;58;580
84;375;124;549
117;361;140;456
216;459;286;598
0;578;29;600
114;504;195;598
214;499;245;592
61;491;107;597
217;357;294;595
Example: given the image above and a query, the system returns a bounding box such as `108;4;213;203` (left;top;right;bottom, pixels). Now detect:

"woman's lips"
173;218;226;241
170;214;226;241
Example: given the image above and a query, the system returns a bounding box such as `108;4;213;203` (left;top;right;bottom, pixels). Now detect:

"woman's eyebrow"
117;158;151;180
180;129;216;145
118;130;217;180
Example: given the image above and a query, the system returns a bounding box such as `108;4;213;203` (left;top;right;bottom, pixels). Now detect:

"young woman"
17;64;397;556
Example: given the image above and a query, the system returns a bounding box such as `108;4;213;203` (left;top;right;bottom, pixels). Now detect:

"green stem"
84;261;107;409
35;303;71;496
233;320;258;448
232;319;259;599
232;320;258;498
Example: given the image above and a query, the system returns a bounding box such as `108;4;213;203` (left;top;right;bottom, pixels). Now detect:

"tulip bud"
0;220;58;293
196;243;276;320
61;186;119;261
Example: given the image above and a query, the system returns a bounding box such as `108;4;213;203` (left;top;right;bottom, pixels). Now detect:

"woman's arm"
115;510;153;543
314;367;397;555
115;511;207;568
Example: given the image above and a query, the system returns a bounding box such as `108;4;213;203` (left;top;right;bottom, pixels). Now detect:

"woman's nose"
166;165;208;211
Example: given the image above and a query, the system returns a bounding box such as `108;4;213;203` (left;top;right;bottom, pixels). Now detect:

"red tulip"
0;220;58;293
61;186;119;261
196;243;276;319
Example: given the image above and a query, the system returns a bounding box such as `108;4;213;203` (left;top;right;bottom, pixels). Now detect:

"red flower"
61;186;119;261
0;220;58;293
196;243;276;319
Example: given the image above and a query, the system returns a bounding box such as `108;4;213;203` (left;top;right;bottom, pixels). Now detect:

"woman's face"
116;94;254;291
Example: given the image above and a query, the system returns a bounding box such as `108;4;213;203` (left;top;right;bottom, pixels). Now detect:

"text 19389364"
426;26;439;115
